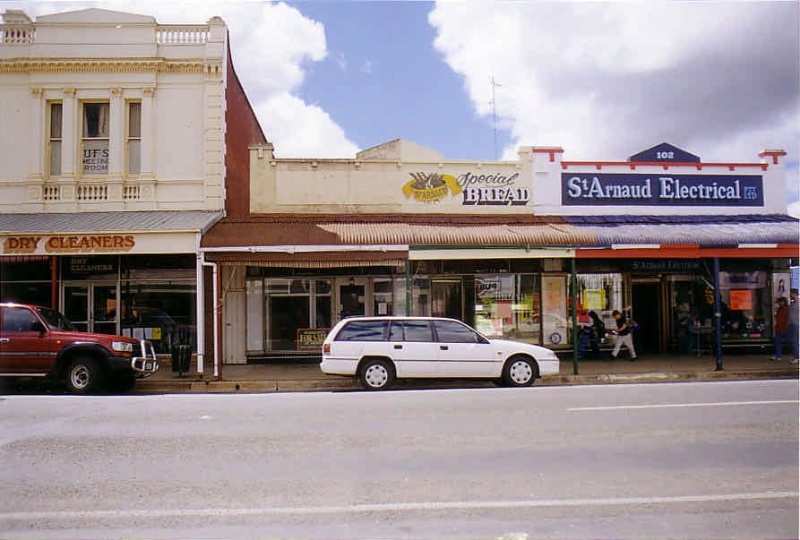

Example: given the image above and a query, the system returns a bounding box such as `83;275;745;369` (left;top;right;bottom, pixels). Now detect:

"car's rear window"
335;320;388;341
389;320;433;342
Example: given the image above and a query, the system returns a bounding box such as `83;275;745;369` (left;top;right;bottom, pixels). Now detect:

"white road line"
569;399;799;412
1;492;797;521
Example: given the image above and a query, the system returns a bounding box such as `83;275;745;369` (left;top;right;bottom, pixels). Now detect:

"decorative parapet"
0;24;35;44
156;24;210;45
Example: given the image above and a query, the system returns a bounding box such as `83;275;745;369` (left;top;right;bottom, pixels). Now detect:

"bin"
171;344;192;376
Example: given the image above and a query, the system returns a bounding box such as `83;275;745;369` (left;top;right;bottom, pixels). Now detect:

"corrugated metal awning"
205;251;407;269
0;211;223;234
201;214;594;248
564;214;799;246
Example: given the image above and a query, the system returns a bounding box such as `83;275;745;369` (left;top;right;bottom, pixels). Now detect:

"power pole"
491;76;500;160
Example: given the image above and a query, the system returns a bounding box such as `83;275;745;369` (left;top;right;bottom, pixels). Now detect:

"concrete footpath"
135;353;799;394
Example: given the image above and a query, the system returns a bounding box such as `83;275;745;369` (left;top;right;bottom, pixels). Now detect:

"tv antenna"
490;76;502;160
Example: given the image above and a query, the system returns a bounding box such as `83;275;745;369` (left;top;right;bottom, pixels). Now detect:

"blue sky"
294;1;508;161
6;1;800;211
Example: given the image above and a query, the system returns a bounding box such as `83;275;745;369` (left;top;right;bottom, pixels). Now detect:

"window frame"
81;101;110;177
47;101;63;178
126;100;141;176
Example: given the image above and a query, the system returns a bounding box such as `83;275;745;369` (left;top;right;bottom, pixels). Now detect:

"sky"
5;0;800;213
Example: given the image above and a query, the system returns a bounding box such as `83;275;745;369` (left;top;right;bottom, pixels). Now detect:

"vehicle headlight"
112;341;134;353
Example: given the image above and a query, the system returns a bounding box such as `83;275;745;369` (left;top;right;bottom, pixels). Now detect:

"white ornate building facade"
0;8;267;375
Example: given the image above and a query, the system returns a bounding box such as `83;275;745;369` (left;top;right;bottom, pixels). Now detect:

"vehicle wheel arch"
501;353;540;387
54;345;107;379
357;356;396;391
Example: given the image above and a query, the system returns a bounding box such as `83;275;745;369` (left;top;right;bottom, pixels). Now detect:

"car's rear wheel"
501;355;537;387
66;357;103;395
359;358;394;391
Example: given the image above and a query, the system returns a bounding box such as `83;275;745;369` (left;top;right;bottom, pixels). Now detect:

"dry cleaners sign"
562;173;763;207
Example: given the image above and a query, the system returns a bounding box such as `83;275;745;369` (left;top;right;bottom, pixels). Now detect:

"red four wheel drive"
0;302;159;394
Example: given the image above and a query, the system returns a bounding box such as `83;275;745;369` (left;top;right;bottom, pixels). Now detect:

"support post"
405;259;412;315
571;258;579;375
713;257;723;371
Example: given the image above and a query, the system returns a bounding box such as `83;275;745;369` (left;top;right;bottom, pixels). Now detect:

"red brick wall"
225;38;268;217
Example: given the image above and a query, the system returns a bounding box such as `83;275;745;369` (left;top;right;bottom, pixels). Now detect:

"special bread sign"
3;234;136;254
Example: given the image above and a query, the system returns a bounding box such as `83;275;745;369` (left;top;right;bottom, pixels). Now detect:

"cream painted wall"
249;143;788;217
0;8;226;214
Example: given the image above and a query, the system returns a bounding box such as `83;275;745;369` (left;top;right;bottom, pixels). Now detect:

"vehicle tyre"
359;358;395;391
66;357;104;395
501;355;538;387
107;373;136;394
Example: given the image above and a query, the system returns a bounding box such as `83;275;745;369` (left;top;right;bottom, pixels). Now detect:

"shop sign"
402;173;462;203
562;173;763;206
296;328;329;351
719;271;766;290
3;234;136;254
402;171;530;206
69;256;115;275
82;140;109;174
626;260;701;272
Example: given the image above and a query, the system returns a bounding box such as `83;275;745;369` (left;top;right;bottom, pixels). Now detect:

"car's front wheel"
359;358;395;391
66;357;104;395
501;355;538;387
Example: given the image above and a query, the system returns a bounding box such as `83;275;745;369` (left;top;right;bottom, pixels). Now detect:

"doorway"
631;281;664;354
336;278;368;322
62;282;118;334
431;280;463;320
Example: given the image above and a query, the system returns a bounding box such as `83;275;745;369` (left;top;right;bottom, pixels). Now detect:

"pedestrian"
610;309;637;361
588;310;606;359
789;288;799;364
771;297;789;361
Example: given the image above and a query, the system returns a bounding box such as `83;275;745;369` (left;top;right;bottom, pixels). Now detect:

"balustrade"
156;25;209;44
0;24;35;44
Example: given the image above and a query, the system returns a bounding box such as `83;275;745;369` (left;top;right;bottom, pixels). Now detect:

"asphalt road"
1;380;797;539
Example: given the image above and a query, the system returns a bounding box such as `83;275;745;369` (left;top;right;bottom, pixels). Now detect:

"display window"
474;273;540;344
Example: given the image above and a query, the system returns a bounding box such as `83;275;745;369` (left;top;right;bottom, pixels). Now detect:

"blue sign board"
629;142;700;163
562;173;764;207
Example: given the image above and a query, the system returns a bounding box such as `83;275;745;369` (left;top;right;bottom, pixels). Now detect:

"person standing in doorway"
771;297;790;361
610;309;637;361
788;289;798;364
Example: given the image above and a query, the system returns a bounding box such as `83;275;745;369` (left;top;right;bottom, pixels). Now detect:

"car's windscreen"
335;320;387;341
36;307;76;330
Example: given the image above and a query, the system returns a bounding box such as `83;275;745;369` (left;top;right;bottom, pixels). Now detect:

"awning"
205;250;407;269
0;210;223;234
563;214;799;246
201;214;595;248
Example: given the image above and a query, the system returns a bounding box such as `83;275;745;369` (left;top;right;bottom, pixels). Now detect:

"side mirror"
31;321;46;334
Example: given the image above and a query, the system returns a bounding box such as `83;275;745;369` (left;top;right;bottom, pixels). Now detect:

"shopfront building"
0;211;221;353
203;140;797;365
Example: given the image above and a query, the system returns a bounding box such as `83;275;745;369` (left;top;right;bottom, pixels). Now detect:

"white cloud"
256;93;358;158
4;0;359;157
430;1;799;168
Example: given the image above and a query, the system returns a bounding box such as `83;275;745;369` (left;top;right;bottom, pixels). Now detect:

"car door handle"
0;338;9;343
439;345;448;350
394;344;403;349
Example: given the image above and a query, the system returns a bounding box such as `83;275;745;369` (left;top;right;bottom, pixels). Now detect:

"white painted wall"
0;8;226;213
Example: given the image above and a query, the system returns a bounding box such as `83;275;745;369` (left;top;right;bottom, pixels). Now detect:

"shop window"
475;274;540;344
82;102;109;175
719;271;771;341
48;102;62;177
127;101;141;175
120;280;196;354
575;273;623;328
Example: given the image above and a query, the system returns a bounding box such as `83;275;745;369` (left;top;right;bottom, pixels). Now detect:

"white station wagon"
321;316;560;390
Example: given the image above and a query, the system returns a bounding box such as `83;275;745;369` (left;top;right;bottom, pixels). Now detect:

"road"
1;380;797;539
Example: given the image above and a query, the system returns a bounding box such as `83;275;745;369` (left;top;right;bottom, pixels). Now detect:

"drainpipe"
713;257;723;371
197;251;221;379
